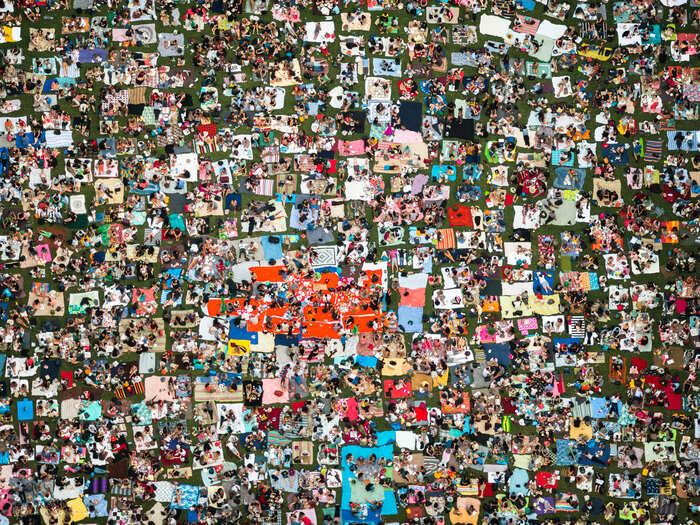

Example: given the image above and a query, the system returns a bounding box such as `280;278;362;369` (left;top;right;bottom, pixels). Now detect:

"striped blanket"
195;135;220;154
295;154;316;172
513;15;540;35
253;178;275;196
559;271;599;292
435;228;456;250
114;379;145;398
581;20;606;40
267;430;292;446
644;139;663;162
423;456;441;475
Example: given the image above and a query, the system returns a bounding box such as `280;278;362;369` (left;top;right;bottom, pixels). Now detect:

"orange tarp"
250;265;287;282
344;312;382;333
303;321;340;339
206;297;249;317
313;272;340;289
303;306;335;322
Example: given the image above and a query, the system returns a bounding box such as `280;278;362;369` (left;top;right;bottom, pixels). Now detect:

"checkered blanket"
551;149;575;167
684;84;700;102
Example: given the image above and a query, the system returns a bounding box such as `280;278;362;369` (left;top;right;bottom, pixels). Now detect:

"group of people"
0;0;698;523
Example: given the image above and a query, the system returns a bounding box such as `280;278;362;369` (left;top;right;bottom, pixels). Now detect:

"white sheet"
69;194;87;214
432;288;464;309
479;15;511;38
617;24;642;46
501;281;534;297
536;20;567;40
304;21;335;43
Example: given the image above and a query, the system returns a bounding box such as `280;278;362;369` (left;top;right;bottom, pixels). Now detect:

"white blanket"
479;15;511;38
